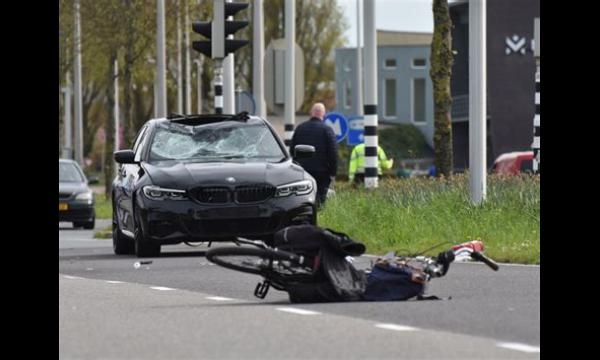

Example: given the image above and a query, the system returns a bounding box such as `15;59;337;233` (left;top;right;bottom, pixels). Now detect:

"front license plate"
59;203;68;211
195;206;259;219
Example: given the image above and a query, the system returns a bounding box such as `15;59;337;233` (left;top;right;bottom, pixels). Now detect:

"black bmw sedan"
112;113;317;257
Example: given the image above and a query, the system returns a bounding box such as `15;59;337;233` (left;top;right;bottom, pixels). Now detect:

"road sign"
347;115;364;146
323;112;348;143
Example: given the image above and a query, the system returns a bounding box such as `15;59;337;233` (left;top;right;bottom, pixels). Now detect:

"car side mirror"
293;145;315;159
114;149;136;164
87;176;100;185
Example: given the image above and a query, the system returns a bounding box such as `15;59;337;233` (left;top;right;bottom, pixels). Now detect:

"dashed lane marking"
106;280;125;284
205;296;235;301
276;307;321;316
150;286;176;291
375;323;419;332
496;342;540;353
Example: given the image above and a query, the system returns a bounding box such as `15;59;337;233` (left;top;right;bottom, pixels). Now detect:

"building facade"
450;0;540;169
335;31;435;147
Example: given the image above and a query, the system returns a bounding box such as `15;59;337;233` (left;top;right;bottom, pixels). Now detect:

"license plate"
195;206;259;219
59;203;68;211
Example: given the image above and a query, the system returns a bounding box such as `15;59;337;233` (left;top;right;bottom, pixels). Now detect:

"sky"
337;0;436;47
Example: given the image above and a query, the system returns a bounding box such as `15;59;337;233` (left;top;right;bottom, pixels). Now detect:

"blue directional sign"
323;112;348;143
347;115;364;146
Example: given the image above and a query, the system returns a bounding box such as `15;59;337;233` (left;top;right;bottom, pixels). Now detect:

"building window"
412;78;426;124
343;59;351;72
384;58;397;69
384;78;396;118
344;81;352;109
412;58;426;68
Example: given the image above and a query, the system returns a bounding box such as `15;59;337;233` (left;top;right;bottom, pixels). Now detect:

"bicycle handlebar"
470;251;499;271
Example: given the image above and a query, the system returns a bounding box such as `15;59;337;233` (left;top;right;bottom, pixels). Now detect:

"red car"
492;151;534;175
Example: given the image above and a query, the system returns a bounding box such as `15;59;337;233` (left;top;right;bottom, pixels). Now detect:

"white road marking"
150;286;176;291
63;275;84;280
276;307;321;316
85;268;94;271
205;296;234;301
375;323;419;332
106;280;125;284
496;342;540;353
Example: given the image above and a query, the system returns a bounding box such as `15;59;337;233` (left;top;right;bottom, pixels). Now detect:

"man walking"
290;103;337;206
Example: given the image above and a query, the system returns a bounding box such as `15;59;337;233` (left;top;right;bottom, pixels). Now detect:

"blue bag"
363;263;425;301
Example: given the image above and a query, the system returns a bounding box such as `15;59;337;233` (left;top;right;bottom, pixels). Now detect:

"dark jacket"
290;117;338;176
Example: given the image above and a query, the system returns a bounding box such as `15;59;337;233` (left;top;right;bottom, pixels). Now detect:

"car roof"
149;113;266;127
494;151;534;164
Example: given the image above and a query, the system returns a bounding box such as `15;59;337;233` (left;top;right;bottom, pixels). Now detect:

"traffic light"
192;0;249;59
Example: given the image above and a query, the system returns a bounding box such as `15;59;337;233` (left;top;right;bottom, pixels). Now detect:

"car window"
148;121;285;162
59;162;85;183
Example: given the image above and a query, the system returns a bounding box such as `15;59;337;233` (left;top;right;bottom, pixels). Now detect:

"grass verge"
318;173;540;264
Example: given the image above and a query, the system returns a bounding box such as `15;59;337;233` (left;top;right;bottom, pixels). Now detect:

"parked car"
492;151;534;175
112;113;317;257
59;159;97;229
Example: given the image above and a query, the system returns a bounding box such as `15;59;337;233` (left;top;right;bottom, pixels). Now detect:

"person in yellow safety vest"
348;143;394;183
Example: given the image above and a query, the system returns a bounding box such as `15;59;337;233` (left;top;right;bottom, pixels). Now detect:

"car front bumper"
136;194;316;244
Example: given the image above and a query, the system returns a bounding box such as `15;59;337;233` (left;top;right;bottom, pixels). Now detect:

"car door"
116;125;149;233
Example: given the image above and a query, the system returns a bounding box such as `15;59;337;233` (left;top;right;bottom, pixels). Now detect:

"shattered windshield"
148;121;285;162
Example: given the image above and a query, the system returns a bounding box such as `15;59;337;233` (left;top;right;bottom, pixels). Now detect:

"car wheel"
113;207;134;255
133;210;161;258
83;218;95;230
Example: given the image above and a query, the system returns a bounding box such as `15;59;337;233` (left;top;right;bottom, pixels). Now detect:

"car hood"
59;182;89;195
142;160;308;189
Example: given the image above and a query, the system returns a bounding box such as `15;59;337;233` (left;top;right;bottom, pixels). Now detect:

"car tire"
113;208;134;255
133;209;161;258
83;219;95;230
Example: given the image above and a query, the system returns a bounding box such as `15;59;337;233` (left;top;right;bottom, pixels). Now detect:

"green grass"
319;173;540;264
94;193;112;220
94;225;112;239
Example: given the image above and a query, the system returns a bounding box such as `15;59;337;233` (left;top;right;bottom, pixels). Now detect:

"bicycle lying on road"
206;227;500;303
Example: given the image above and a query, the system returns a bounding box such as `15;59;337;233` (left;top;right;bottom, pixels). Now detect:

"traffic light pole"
223;0;235;114
156;0;168;118
532;18;540;174
73;0;84;167
214;59;224;114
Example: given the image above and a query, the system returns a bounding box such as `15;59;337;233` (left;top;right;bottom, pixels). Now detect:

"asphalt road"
59;222;540;359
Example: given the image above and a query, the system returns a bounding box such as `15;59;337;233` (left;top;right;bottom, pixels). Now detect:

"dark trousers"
312;174;332;207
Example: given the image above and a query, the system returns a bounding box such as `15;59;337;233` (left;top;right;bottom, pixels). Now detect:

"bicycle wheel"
206;246;297;276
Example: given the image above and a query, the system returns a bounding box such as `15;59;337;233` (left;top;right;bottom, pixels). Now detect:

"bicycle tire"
206;246;299;276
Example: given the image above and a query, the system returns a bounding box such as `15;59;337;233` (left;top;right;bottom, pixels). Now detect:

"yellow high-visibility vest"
348;143;393;181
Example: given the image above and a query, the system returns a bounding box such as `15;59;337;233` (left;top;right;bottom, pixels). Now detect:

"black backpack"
273;225;367;303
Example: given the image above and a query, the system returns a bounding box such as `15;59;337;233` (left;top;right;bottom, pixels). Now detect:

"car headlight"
142;185;187;200
75;191;94;202
275;180;314;197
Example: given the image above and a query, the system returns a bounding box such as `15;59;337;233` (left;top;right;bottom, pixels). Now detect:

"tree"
430;0;454;177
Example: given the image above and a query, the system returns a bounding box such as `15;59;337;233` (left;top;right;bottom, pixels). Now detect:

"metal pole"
223;0;235;114
215;59;224;114
355;0;363;116
532;18;540;173
114;59;120;154
253;0;266;118
62;72;73;159
195;59;203;114
177;0;183;114
184;0;192;114
469;0;487;204
363;0;378;189
284;0;295;149
73;0;84;166
156;0;168;118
